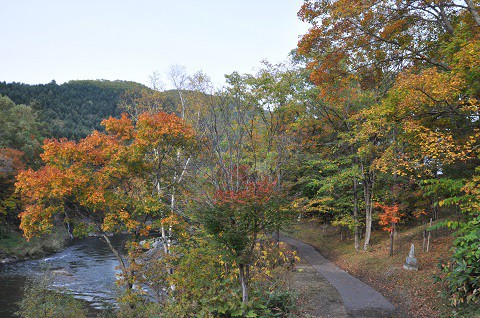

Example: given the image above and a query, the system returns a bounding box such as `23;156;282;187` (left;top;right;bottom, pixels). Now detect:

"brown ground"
285;220;454;318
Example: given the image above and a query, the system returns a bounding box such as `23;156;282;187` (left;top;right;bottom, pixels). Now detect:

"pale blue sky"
0;0;308;88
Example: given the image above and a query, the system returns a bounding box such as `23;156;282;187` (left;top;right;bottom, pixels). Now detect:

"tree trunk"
426;218;432;252
363;205;372;251
389;222;395;257
353;175;360;252
422;218;427;252
161;226;169;255
433;199;438;220
465;0;480;26
363;167;375;251
102;235;132;290
239;264;249;303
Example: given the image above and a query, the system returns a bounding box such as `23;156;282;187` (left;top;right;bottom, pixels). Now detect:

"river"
0;235;126;318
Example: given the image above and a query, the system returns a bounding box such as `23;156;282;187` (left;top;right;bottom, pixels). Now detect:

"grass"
0;226;69;260
285;219;456;318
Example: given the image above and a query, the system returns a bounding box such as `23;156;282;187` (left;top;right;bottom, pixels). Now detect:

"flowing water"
0;235;127;318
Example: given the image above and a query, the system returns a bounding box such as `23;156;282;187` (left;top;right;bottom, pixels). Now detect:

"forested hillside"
0;80;148;139
0;80;213;141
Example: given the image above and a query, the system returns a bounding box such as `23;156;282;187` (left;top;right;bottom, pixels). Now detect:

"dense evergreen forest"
1;1;479;317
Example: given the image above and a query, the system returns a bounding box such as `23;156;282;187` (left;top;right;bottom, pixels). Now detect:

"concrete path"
282;236;396;318
291;259;348;317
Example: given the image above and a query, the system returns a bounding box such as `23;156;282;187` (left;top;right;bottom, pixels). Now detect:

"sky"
0;0;309;88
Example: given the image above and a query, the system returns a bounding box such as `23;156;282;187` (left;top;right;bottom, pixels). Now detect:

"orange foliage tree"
375;202;404;256
16;111;195;287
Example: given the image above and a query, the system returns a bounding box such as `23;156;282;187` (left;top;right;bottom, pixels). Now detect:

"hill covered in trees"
0;79;213;141
0;80;149;139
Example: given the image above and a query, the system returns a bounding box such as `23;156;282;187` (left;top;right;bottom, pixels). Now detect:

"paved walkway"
281;236;396;318
290;259;348;317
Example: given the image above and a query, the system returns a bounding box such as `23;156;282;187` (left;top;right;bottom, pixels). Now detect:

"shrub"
438;216;480;307
17;276;88;318
120;236;298;317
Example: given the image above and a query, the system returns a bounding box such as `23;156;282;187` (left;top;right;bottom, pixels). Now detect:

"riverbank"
0;234;123;318
0;227;70;264
285;220;454;318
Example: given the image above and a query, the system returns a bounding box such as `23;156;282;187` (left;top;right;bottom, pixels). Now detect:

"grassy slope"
285;220;454;318
0;227;69;261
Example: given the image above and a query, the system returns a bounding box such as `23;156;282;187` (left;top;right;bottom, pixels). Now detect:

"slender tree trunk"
389;222;395;257
422;218;427;252
433;199;438;220
161;226;169;255
426;218;432;252
353;175;360;252
102;235;132;290
169;182;175;253
239;264;249;303
363;167;375;251
64;211;74;239
363;204;372;251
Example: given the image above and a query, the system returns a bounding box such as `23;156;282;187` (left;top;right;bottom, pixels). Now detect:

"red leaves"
213;179;276;208
376;202;403;232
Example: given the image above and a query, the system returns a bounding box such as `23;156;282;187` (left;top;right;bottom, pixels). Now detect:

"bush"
120;236;298;318
263;290;298;317
438;216;480;308
16;276;88;318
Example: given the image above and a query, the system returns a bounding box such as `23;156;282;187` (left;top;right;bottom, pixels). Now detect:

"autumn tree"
281;66;375;250
297;0;480;309
195;177;283;304
297;0;480;250
16;111;195;293
186;67;298;305
375;202;403;256
297;0;480;94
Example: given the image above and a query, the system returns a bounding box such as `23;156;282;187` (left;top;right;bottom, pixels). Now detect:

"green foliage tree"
195;178;284;303
159;234;298;317
0;96;44;232
0;95;43;164
437;216;480;307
